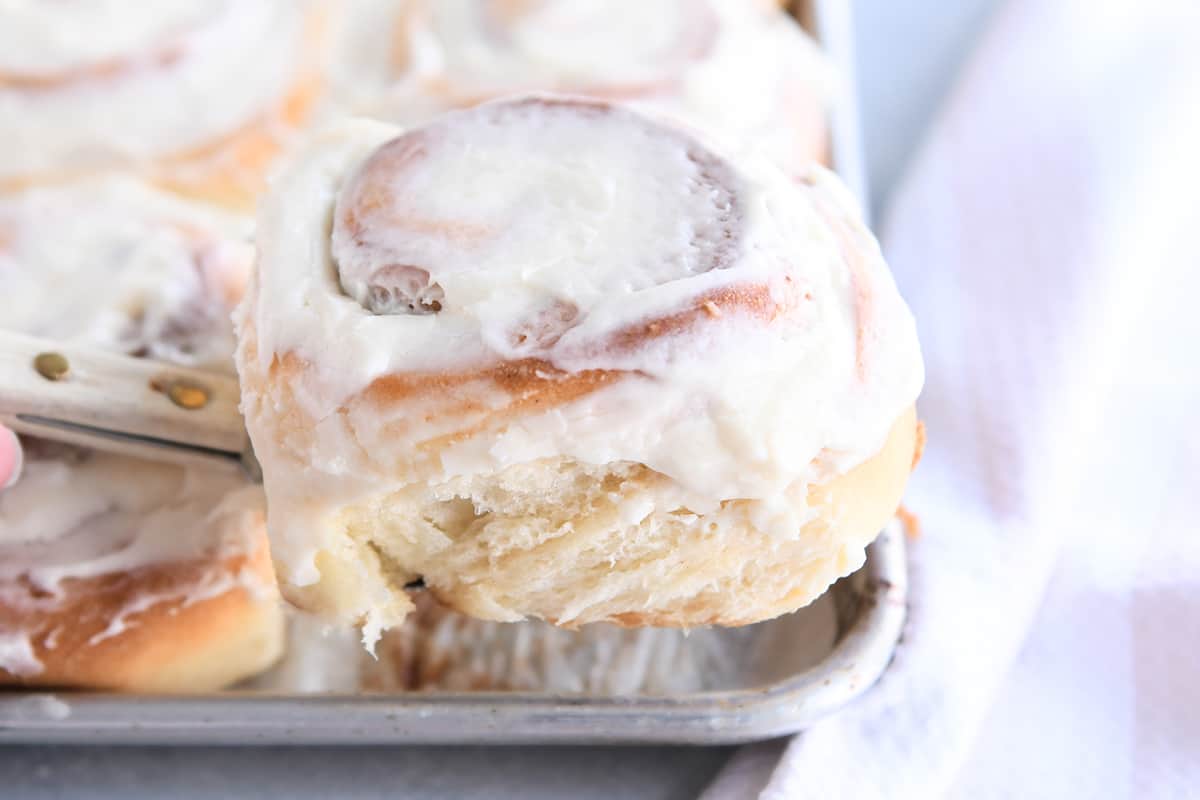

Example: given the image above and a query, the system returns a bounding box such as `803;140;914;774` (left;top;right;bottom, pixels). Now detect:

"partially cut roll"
236;97;924;643
0;177;284;691
331;0;831;175
0;1;326;209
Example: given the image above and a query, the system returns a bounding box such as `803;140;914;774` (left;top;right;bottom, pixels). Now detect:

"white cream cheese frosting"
0;177;267;676
238;100;923;599
330;0;833;176
0;447;265;608
0;178;254;367
0;1;306;180
0;1;221;75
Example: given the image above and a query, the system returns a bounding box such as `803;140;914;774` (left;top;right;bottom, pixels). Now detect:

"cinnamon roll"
236;98;923;642
0;1;327;210
331;0;831;175
0;177;283;691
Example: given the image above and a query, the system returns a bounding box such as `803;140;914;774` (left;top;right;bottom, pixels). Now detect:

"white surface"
706;0;1200;796
0;0;995;796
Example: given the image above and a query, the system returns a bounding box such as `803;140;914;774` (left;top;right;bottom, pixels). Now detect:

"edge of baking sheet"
0;0;906;746
805;0;870;218
0;527;906;746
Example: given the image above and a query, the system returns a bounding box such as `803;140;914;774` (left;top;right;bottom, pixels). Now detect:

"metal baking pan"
0;527;905;745
0;0;907;745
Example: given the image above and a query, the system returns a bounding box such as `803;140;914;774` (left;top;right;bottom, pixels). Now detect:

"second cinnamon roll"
0;176;284;690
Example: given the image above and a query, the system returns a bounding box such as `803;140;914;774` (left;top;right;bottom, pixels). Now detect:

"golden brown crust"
261;284;814;464
297;91;849;430
0;531;283;692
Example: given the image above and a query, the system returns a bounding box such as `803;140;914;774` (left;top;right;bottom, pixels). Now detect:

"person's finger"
0;425;23;489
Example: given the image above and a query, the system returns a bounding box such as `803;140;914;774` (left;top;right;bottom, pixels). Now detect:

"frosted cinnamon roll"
0;177;284;691
236;98;923;642
332;0;831;175
0;1;326;210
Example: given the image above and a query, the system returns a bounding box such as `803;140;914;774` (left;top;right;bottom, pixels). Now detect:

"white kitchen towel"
704;0;1200;797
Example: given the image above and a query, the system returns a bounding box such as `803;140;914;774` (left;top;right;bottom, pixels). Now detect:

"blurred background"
854;0;997;215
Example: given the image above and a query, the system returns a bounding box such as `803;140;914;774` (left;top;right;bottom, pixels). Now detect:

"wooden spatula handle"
0;330;252;475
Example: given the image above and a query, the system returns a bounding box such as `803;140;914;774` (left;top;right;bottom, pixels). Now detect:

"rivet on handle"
166;380;211;411
33;352;70;381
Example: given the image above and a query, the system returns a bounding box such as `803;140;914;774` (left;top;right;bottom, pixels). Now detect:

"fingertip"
1;426;22;489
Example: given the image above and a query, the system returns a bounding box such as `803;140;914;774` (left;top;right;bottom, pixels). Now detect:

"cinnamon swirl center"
332;97;742;341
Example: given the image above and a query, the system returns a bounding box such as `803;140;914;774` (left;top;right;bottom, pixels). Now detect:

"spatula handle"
0;330;255;477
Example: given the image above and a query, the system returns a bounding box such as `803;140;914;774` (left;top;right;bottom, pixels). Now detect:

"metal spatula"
0;330;259;479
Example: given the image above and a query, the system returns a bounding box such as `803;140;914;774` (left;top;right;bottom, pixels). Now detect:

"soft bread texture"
256;403;918;629
236;100;924;641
